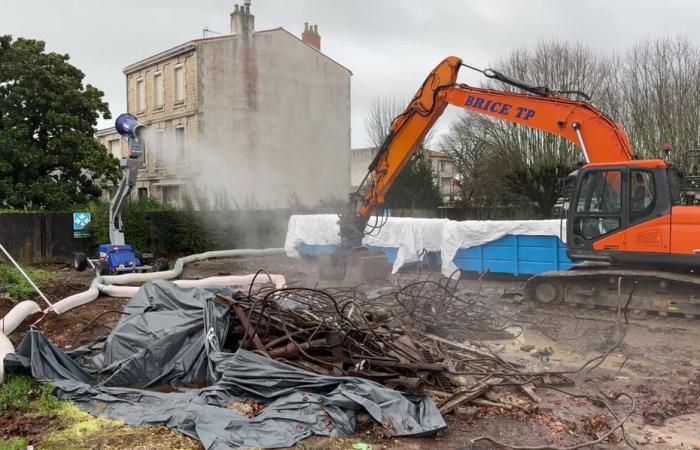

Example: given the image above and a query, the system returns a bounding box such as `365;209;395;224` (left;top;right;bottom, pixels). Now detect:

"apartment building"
100;3;352;207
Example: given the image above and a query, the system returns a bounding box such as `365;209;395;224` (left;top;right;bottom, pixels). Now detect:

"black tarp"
5;280;446;449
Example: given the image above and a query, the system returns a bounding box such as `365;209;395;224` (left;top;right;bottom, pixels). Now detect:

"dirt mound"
0;408;59;443
636;377;700;425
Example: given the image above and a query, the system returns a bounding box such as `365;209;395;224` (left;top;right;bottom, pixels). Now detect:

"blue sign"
73;212;91;231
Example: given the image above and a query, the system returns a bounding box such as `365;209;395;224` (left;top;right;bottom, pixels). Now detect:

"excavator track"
524;268;700;318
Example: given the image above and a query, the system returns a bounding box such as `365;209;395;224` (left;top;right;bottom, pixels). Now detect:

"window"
138;187;148;200
668;169;682;205
153;72;163;109
440;161;446;173
573;170;622;240
630;170;656;223
154;130;165;167
136;78;145;112
576;170;622;214
161;185;181;205
174;65;185;102
108;139;121;158
175;126;185;160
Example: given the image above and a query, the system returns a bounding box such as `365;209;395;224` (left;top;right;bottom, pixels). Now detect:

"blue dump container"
296;235;571;276
296;243;337;256
453;235;571;276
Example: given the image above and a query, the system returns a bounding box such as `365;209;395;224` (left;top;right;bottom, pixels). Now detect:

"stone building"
425;149;457;203
103;3;352;207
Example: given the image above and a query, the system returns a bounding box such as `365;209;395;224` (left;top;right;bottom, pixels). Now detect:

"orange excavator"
339;56;700;315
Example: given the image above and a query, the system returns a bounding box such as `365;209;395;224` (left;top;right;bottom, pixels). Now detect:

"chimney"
301;22;321;51
231;1;255;36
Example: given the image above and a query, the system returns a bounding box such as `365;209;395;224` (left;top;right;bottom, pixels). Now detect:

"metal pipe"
572;122;590;164
0;243;52;307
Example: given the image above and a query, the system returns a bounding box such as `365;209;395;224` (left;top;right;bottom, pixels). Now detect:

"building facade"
426;150;457;204
103;4;352;208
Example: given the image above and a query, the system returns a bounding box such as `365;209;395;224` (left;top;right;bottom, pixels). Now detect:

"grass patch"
0;375;201;450
0;375;65;415
0;263;54;302
0;437;28;450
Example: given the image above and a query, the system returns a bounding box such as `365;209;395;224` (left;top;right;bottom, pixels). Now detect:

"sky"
2;0;699;147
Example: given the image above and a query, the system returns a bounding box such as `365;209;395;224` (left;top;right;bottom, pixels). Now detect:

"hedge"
84;200;293;257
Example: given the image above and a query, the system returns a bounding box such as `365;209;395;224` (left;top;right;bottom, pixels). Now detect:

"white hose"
100;248;286;286
1;300;42;335
0;332;13;385
0;247;287;383
51;273;287;314
49;248;285;314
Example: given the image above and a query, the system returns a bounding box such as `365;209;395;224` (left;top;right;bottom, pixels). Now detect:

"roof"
95;127;118;138
123;27;352;75
425;149;452;159
123;41;196;74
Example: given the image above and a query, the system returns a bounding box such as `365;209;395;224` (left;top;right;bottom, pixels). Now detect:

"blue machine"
98;244;141;273
74;114;168;275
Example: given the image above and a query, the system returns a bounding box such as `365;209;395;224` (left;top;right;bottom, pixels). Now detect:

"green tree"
0;35;119;210
385;148;442;209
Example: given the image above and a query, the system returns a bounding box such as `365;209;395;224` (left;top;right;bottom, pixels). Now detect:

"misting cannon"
74;114;169;275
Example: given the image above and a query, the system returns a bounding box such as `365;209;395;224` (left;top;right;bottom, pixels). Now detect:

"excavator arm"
339;56;634;248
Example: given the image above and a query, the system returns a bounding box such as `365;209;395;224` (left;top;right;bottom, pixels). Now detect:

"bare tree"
363;96;442;208
364;96;437;149
364;97;403;149
615;36;700;163
440;115;515;207
443;41;613;216
442;36;700;215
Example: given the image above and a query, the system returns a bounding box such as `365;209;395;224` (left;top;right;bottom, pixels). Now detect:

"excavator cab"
566;160;688;267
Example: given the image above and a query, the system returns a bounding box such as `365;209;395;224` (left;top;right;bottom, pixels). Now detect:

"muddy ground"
2;254;700;449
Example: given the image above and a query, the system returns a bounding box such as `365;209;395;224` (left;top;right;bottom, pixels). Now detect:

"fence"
0;210;301;264
0;213;88;264
0;206;542;264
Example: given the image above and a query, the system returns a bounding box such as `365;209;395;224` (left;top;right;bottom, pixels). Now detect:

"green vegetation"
0;35;120;210
85;198;212;256
385;149;443;209
0;374;201;450
0;438;28;450
0;263;53;302
0;375;65;415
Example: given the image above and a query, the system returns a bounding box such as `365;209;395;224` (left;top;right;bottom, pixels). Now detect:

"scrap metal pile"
218;275;573;415
215;272;641;448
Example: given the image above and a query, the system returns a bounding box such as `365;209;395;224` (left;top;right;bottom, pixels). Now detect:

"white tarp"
284;214;447;274
284;215;565;277
440;219;565;277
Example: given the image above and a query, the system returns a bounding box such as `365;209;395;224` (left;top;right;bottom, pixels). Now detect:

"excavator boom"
342;56;634;246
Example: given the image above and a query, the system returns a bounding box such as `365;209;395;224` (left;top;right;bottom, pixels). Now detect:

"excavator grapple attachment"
318;249;391;283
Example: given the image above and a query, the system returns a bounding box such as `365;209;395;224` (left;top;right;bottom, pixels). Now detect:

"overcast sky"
2;0;699;147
